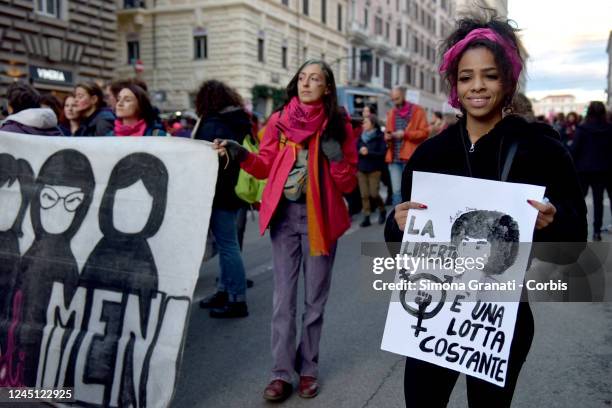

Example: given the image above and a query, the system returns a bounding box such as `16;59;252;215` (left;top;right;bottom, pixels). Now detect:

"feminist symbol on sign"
399;271;453;337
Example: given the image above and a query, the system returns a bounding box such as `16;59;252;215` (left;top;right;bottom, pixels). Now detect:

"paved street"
172;196;612;408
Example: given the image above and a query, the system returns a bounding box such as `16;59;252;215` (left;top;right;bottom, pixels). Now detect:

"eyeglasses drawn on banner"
0;132;216;407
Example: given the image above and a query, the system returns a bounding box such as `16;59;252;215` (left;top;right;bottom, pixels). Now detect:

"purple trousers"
269;201;337;382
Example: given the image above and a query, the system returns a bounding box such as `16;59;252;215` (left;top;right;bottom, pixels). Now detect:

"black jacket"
570;121;612;174
75;107;115;136
385;115;587;245
194;106;251;210
357;128;387;173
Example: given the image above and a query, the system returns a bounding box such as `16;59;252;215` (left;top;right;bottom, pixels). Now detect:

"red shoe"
263;379;292;401
298;376;319;398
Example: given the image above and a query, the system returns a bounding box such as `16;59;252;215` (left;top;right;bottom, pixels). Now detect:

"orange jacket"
385;103;430;163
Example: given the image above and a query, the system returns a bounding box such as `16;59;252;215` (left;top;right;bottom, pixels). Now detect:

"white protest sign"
0;131;217;407
381;171;545;386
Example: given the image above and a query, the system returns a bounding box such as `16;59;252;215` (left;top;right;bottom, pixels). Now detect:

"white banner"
381;171;545;386
0;131;217;406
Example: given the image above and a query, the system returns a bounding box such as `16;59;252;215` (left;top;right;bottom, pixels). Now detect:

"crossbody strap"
501;140;518;182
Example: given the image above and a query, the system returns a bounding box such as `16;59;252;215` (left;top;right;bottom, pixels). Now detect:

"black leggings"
403;302;534;408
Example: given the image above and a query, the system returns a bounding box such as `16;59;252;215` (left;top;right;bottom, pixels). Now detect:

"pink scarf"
113;119;147;136
276;96;327;144
396;101;413;120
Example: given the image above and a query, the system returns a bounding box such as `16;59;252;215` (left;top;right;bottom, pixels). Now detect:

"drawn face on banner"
31;149;95;239
0;154;34;235
39;185;85;234
99;152;168;239
0;179;22;231
112;179;153;233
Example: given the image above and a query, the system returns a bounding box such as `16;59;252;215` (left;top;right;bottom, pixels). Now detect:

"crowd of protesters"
1;12;612;401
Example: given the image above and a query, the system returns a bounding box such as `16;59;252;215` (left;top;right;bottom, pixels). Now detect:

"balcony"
347;21;369;44
117;0;146;25
373;35;391;54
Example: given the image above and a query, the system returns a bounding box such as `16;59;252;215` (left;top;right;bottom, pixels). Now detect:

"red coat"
241;111;358;244
385;104;430;163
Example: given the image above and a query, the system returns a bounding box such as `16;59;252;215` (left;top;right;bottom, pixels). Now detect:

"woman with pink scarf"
213;60;357;402
109;83;166;136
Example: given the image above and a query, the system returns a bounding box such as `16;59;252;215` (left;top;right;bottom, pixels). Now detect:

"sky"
507;0;611;102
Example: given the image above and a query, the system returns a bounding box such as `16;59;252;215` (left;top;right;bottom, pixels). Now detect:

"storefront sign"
29;66;73;85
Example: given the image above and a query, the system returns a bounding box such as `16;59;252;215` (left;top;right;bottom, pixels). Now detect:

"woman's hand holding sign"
527;199;556;230
395;201;428;231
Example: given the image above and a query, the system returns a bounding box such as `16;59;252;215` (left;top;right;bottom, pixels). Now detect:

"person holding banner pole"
213;60;357;401
194;80;251;319
384;12;587;408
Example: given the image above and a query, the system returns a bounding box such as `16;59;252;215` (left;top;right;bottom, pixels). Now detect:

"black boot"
199;291;228;309
378;208;387;225
360;215;371;227
209;302;249;318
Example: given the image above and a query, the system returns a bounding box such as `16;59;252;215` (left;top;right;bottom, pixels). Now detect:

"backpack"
234;133;267;203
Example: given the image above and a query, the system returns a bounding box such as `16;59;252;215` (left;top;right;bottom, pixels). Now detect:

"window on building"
383;61;392;89
321;0;327;23
337;4;342;31
396;26;402;46
282;45;288;68
375;57;380;77
258;38;265;62
441;0;447;10
303;46;308;60
123;0;145;8
282;0;289;6
395;65;400;85
303;0;309;15
405;65;412;85
420;71;424;89
360;49;373;82
413;37;418;53
36;0;61;18
194;35;208;60
364;8;368;28
396;0;400;11
431;77;436;93
351;47;357;80
127;40;140;64
375;16;382;35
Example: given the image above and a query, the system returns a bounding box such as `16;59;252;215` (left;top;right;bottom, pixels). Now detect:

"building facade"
0;0;117;100
116;0;350;114
344;0;456;116
531;94;587;118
